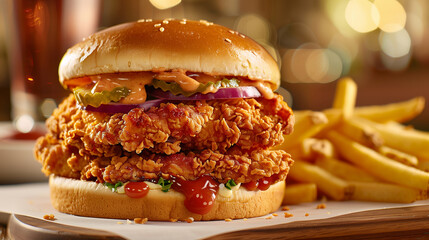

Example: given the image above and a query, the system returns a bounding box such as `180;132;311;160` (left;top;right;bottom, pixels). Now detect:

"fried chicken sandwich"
34;19;294;221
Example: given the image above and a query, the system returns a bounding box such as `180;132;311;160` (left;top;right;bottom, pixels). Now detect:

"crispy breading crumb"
284;212;293;218
272;213;278;217
265;215;273;220
169;218;178;222
282;206;290;211
43;214;56;221
185;217;194;223
117;222;124;224
134;218;148;224
225;218;232;222
305;213;309;217
243;218;248;221
317;203;326;209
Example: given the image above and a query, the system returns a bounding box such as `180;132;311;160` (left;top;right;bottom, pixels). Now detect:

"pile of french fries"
277;77;429;204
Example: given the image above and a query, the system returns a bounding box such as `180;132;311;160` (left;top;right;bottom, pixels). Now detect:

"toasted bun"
59;19;280;90
49;175;285;220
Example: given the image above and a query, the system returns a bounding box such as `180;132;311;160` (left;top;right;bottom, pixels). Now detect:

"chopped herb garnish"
225;179;237;190
105;181;124;192
157;177;173;192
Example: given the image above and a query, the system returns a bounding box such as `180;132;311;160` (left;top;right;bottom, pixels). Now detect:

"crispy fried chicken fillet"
35;93;293;184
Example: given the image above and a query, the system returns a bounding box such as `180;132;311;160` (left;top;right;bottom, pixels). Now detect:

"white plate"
0;122;48;184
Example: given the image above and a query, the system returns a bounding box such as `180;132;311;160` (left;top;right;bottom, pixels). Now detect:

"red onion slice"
78;99;168;113
147;86;261;100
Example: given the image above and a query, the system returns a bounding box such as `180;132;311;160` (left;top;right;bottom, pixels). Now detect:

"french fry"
274;111;331;150
332;77;357;119
282;183;317;205
314;157;378;182
349;181;420;203
367;120;429;159
336;117;384;148
326;131;429;191
354;97;425;123
288;160;354;200
378;146;418;167
301;138;335;160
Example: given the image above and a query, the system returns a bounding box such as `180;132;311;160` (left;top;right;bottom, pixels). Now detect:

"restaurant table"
1;182;429;240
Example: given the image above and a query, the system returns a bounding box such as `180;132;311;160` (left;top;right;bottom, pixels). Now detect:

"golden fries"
332;77;357;118
349;181;420;203
314;157;377;182
288;160;354;200
278;77;429;204
354;97;425;123
282;183;317;205
336;117;383;148
326;131;429;191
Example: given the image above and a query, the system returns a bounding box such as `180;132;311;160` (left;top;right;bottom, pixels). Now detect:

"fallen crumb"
327;212;331;215
317;203;326;209
134;218;148;224
185;217;194;223
43;214;56;221
305;213;309;217
117;222;124;224
225;218;232;222
243;218;248;221
282;206;290;211
284;212;293;218
272;213;278;217
126;219;133;224
169;218;178;222
265;216;273;220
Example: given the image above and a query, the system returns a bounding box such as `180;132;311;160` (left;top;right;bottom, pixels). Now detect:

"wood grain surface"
206;205;429;240
5;205;429;239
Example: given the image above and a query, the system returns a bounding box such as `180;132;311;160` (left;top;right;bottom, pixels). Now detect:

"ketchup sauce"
242;175;279;191
172;175;219;215
124;182;149;198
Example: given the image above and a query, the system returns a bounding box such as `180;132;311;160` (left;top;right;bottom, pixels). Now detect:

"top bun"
59;19;280;90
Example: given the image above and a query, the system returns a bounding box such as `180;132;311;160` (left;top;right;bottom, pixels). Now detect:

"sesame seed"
146;19;153;22
137;19;145;23
180;21;186;24
239;34;245;38
225;38;232;43
163;20;169;24
228;30;235;34
154;23;161;27
159;27;165;32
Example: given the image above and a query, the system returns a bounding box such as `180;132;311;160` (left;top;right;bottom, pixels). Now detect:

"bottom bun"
49;175;285;221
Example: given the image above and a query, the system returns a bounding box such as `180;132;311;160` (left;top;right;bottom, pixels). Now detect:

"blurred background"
0;0;428;132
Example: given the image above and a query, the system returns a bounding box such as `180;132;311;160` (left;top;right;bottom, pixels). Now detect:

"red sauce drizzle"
124;182;149;198
242;175;279;191
172;175;219;215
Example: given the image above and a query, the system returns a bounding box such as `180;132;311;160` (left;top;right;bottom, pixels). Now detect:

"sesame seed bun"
49;175;285;221
58;19;280;90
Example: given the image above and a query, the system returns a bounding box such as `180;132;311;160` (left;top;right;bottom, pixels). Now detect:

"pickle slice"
73;86;130;107
152;78;240;96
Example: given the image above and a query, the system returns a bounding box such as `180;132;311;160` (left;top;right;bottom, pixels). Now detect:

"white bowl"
0;122;48;184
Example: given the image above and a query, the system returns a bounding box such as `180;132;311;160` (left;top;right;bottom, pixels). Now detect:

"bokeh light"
345;0;379;33
374;0;406;33
14;115;34;133
379;29;411;58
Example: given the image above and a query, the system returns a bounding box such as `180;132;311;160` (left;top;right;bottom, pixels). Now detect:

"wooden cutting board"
6;204;429;240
